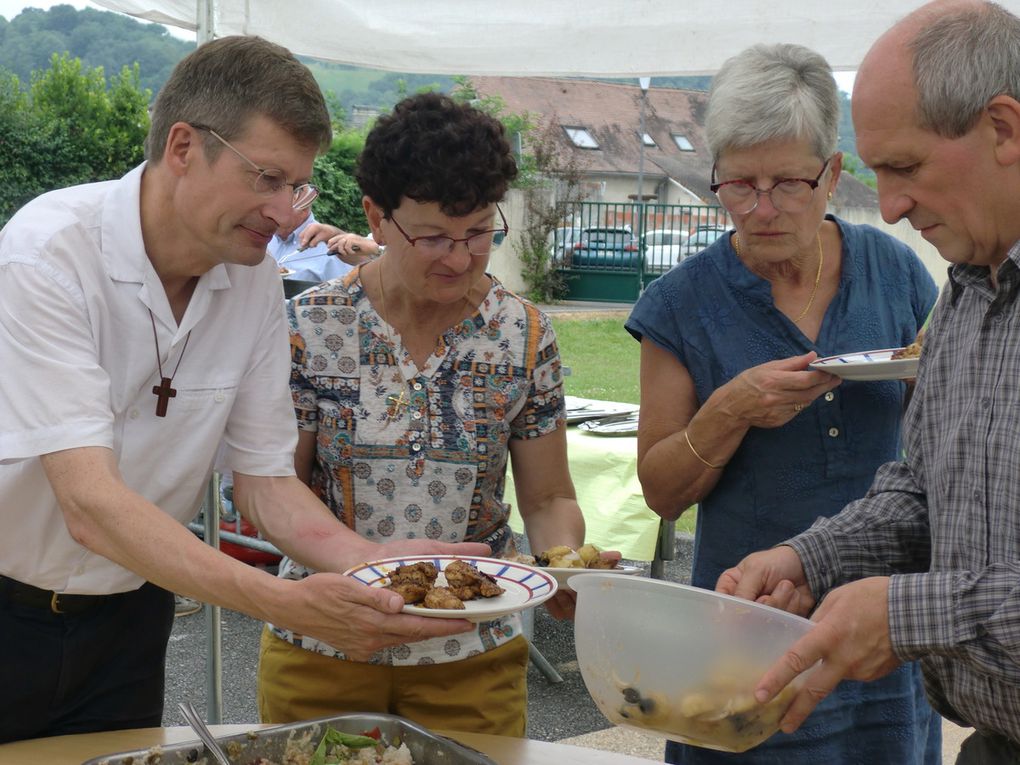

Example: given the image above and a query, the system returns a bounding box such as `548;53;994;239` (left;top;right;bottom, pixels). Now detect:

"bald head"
858;0;1020;138
852;0;1020;267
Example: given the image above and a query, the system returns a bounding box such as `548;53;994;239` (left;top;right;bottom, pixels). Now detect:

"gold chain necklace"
733;232;823;323
375;265;473;422
376;266;411;422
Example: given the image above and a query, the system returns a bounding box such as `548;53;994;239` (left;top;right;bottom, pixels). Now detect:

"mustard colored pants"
257;626;529;736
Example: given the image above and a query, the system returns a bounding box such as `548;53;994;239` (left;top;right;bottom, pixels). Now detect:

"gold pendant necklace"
733;232;823;323
375;265;473;423
376;267;410;423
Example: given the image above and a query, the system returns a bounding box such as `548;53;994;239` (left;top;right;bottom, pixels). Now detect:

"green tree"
312;126;370;233
0;6;192;95
0;53;150;225
510;117;589;302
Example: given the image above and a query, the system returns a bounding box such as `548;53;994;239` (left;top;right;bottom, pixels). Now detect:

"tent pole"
197;0;215;43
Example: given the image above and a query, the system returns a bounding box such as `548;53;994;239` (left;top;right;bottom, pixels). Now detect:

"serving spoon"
178;700;232;765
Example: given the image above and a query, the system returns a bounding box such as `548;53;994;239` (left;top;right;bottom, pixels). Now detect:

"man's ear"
987;95;1020;167
163;122;202;178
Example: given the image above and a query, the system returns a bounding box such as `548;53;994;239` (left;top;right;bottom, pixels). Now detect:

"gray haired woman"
625;44;942;764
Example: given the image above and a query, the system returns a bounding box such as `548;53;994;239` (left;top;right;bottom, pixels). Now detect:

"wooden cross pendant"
152;376;177;417
385;390;409;422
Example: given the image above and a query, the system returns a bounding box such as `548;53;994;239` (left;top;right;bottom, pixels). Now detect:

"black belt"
0;575;113;615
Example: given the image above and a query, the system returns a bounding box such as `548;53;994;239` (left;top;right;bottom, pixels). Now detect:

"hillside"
0;3;868;181
0;5;459;116
0;6;707;116
0;5;192;95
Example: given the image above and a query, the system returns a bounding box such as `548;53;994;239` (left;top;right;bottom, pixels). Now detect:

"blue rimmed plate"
343;555;558;621
809;348;918;381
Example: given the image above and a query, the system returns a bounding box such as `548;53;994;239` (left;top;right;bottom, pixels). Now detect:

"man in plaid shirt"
718;2;1020;762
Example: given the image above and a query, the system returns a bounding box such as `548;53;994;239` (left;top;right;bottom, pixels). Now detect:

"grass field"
549;315;697;536
550;316;640;403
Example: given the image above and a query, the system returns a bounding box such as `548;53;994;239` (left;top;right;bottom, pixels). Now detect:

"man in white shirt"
0;35;484;744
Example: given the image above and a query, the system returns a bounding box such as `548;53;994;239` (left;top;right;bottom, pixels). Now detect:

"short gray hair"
705;43;839;162
145;35;331;162
911;1;1020;138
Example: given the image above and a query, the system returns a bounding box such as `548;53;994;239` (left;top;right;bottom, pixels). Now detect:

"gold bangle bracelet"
684;429;724;470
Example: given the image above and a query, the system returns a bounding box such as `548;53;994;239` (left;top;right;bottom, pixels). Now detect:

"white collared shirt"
0;163;297;594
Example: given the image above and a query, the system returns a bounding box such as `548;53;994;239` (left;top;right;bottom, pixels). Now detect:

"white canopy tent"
92;0;1020;76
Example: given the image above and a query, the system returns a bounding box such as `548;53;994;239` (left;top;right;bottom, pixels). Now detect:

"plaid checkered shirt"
788;244;1020;744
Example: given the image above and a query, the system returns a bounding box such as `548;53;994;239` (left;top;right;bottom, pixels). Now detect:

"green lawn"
550;316;697;536
550;316;640;403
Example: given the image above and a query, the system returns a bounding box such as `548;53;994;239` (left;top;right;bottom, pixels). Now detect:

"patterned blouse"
270;270;565;665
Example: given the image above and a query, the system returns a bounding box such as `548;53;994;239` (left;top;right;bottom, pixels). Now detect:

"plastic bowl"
571;573;815;754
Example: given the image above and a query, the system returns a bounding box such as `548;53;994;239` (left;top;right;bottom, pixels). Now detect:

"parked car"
570;225;642;269
679;225;729;260
643;228;689;272
549;225;582;265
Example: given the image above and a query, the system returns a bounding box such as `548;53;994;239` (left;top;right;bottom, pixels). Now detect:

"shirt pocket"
173;385;239;413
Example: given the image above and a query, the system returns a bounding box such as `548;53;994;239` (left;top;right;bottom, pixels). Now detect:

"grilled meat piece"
423;586;465;610
389;561;439;587
385;581;429;604
444;560;505;598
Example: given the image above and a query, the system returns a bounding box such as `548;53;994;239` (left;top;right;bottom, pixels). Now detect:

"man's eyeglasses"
190;124;319;211
710;157;832;215
388;206;508;258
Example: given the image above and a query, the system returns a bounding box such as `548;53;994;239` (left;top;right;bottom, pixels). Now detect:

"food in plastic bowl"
571;573;816;753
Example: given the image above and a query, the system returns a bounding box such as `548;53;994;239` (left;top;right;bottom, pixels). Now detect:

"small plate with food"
809;346;920;381
519;544;643;589
344;555;557;621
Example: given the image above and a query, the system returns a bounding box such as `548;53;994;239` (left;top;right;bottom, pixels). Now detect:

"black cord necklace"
148;309;192;417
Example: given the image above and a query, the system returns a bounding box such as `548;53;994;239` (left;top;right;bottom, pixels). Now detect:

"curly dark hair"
355;92;518;218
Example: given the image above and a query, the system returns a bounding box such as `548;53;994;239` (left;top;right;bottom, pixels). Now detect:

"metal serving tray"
80;712;497;765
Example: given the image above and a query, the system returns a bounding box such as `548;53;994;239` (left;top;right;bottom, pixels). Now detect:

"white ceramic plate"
809;348;918;381
577;413;639;436
545;565;643;589
343;555;558;621
565;396;640;425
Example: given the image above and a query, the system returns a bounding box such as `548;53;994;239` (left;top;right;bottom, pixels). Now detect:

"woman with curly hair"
256;92;598;735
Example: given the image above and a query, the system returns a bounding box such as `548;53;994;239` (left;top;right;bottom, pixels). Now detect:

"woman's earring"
827;191;833;201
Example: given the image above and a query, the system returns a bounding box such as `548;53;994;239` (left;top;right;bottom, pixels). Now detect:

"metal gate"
553;201;730;302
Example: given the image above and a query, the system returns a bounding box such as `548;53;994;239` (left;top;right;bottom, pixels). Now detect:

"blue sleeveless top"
625;216;942;764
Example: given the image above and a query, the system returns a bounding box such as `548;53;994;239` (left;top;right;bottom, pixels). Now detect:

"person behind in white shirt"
0;34;486;745
299;219;383;267
268;207;353;283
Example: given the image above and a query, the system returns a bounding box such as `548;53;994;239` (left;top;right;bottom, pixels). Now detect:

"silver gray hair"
911;2;1020;138
705;43;839;162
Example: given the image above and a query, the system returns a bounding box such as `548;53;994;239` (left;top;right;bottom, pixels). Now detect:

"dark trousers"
956;730;1020;764
0;579;175;744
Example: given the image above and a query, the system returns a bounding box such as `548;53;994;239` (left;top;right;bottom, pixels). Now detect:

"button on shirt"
269;212;352;284
0;163;298;595
789;248;1020;743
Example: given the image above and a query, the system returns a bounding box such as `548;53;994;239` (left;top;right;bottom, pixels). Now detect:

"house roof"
469;76;876;209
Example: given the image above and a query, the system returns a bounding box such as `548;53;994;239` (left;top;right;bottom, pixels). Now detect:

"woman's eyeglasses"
388;206;508;258
710;157;832;215
190;124;319;211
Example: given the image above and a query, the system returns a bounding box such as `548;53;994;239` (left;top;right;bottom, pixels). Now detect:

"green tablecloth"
506;425;660;561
